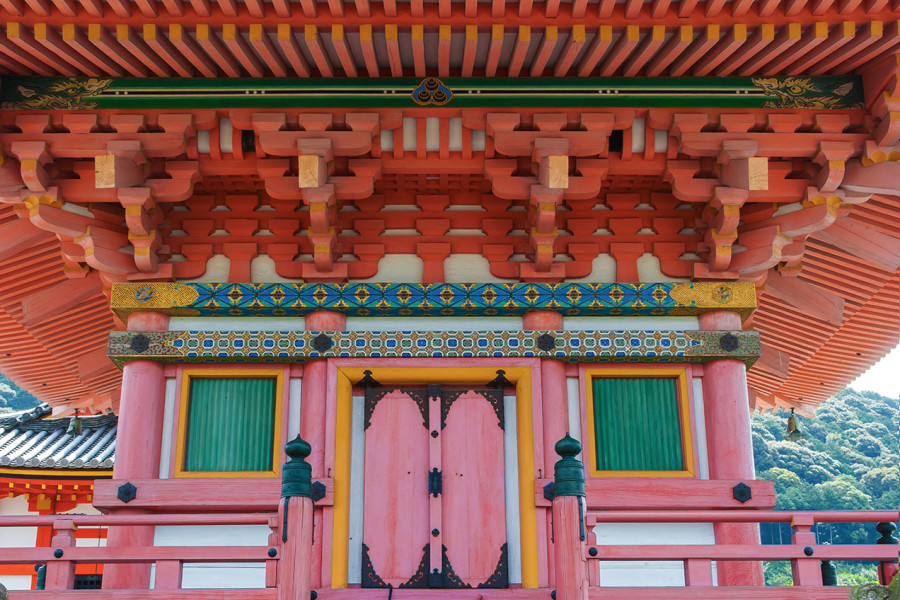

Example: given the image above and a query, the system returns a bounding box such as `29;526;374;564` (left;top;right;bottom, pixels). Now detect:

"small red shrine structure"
0;0;898;598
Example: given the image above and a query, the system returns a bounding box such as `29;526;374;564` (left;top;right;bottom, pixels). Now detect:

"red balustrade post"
876;522;899;585
699;310;764;587
790;515;822;586
103;311;169;590
278;435;316;600
551;435;588;600
44;519;76;590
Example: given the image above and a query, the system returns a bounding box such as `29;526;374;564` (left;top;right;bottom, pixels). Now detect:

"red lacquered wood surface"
363;390;429;587
442;390;507;586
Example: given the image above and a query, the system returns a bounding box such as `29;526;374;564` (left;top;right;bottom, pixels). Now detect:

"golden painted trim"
583;367;695;478
331;364;540;589
330;370;353;589
173;367;285;479
0;468;112;477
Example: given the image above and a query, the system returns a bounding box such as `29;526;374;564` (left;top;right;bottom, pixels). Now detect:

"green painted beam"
1;76;864;110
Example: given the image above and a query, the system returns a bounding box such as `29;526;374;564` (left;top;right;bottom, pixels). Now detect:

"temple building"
0;1;899;598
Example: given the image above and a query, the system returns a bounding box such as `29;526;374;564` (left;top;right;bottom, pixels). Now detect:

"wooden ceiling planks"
0;20;898;78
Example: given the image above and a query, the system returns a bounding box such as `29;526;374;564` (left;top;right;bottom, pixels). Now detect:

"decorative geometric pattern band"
106;329;760;367
110;282;756;320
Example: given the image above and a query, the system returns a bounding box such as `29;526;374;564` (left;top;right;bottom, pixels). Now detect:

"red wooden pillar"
301;310;345;589
551;435;587;600
102;311;168;590
524;310;566;588
699;310;764;587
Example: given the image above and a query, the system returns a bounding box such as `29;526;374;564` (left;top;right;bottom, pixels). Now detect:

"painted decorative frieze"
106;329;760;367
1;76;864;110
110;282;756;320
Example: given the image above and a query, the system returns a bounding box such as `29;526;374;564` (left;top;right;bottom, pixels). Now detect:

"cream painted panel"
562;316;699;331
593;522;716;587
181;255;229;283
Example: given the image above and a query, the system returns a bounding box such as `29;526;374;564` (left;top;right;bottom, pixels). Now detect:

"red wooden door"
361;385;508;589
361;389;430;587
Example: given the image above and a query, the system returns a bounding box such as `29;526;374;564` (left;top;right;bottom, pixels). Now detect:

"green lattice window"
182;377;278;474
591;377;690;475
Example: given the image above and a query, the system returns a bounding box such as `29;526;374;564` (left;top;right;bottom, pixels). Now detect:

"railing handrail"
585;509;900;524
0;512;277;528
580;543;900;562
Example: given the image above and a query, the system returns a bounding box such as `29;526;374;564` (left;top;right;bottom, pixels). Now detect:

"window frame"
173;367;285;478
583;366;696;478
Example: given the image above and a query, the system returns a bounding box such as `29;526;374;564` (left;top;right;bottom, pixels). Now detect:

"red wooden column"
699;310;764;587
301;310;345;589
102;311;169;590
551;435;588;600
523;310;567;588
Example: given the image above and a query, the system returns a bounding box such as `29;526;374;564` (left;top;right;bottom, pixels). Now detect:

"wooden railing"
0;509;896;599
582;509;900;598
0;512;279;599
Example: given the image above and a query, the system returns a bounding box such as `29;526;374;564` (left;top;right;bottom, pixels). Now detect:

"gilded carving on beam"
2;78;113;110
751;77;863;110
110;283;201;315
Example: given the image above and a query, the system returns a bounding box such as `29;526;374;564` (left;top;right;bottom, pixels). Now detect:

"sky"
849;344;900;400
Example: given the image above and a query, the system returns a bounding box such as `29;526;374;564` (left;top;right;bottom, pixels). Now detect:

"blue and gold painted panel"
111;282;756;320
107;329;760;368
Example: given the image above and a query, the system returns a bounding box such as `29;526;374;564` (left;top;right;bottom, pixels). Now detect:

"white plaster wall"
592;522;717;587
444;254;504;283
693;376;710;480
151;525;269;589
636;253;690;283
563;316;699;331
0;496;37;549
568;254;617;282
250;255;302;283
181;255;230;283
159;377;176;479
288;378;302;440
168;317;304;331
365;254;424;283
0;575;32;590
345;317;522;331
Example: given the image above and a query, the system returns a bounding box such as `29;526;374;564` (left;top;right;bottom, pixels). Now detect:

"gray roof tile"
0;404;117;470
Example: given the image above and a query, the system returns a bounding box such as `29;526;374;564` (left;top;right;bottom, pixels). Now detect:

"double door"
361;384;508;589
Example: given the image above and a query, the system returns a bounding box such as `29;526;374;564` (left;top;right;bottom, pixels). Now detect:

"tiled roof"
0;404;116;470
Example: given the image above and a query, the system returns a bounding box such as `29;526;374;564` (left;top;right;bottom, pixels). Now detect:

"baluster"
684;559;713;586
267;515;280;588
155;560;183;589
44;519;76;590
790;514;822;586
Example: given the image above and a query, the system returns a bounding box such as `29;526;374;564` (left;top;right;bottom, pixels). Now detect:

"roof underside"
0;8;897;79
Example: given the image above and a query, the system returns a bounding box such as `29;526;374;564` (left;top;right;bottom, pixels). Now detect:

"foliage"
753;388;899;586
0;373;40;414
